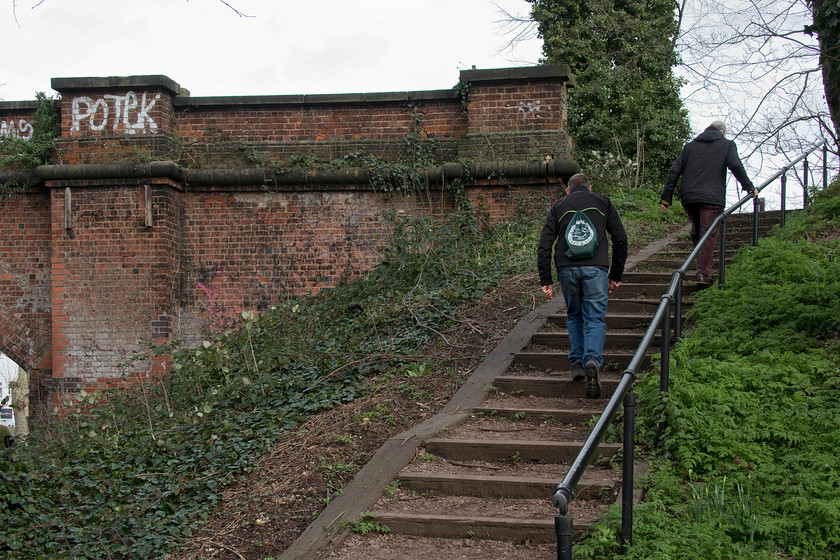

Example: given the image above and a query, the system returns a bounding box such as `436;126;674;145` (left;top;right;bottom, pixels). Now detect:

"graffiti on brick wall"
517;100;548;120
0;119;33;141
71;91;161;134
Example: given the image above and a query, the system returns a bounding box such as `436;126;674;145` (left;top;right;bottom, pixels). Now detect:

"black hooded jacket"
537;185;628;285
661;126;755;207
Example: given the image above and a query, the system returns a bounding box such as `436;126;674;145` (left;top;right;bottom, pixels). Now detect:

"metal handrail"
551;141;828;559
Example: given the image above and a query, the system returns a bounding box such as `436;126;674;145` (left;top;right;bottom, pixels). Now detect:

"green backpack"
562;208;600;260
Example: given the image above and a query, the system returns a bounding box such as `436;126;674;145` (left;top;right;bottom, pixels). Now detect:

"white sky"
0;353;17;403
1;0;829;209
1;0;543;101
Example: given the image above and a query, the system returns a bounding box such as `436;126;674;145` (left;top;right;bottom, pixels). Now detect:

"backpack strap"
558;206;605;223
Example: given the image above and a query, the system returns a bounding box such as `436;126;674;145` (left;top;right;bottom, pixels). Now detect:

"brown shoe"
695;273;713;286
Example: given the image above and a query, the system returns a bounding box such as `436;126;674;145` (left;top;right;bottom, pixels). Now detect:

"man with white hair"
660;120;759;285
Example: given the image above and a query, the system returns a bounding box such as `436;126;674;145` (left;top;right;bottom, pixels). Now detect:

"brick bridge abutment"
0;64;577;416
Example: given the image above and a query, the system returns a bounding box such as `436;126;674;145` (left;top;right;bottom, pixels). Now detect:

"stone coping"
1;64;574;108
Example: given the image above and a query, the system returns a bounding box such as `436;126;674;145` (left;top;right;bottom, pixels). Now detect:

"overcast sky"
2;0;826;209
1;0;543;101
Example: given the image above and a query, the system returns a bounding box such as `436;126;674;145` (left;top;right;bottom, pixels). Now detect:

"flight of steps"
321;212;780;559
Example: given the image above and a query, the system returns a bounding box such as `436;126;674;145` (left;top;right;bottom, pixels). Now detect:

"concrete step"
512;350;651;372
369;511;565;543
326;534;557;558
547;312;682;330
492;374;624;398
423;438;620;464
471;406;602;423
397;471;613;500
616;282;700;298
532;330;662;350
620;271;677;283
634;258;734;270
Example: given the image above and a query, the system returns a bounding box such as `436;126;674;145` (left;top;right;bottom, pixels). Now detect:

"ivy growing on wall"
0;92;60;198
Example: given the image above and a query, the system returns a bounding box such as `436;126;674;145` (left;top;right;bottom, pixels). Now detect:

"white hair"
710;120;727;134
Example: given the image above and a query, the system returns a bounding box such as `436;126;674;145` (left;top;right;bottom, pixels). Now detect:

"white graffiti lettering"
71;91;161;134
517;100;548;120
0;119;34;141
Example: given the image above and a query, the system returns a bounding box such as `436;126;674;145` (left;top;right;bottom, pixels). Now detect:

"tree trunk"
820;44;840;141
812;0;840;141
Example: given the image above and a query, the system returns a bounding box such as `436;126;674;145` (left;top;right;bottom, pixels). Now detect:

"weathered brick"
0;65;576;415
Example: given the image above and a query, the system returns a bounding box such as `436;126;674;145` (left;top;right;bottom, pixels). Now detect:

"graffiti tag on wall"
0;119;34;141
71;91;161;134
517;100;548;120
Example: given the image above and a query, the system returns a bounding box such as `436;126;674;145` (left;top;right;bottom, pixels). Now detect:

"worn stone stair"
286;212;782;560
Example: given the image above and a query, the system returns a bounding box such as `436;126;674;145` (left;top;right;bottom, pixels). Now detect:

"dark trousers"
684;203;723;276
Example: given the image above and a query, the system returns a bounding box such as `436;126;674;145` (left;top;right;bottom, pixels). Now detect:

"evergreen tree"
529;0;691;187
807;0;840;142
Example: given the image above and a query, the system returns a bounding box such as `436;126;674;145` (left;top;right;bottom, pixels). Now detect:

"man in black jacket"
538;173;628;398
660;121;758;285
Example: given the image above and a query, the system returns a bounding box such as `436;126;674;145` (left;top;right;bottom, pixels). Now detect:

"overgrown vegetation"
0;174;678;558
575;178;840;559
0;211;513;558
0;92;59;197
528;0;692;187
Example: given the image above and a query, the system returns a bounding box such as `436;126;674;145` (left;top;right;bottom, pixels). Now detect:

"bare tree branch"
207;0;252;18
17;0;253;19
676;0;834;172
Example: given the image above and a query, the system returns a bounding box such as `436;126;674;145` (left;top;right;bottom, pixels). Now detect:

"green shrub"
624;199;840;559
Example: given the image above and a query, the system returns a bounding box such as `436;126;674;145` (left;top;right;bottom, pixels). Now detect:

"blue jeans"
556;266;609;368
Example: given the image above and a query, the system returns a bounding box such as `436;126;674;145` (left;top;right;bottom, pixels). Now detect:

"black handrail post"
674;275;683;340
803;157;809;208
752;195;760;246
780;173;787;228
657;295;672;446
555;514;573;560
621;390;637;550
718;217;726;288
824;144;829;192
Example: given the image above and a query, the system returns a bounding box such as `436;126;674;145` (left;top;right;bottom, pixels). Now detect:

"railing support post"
621;390;637;550
718;218;726;288
752;195;760;246
780;173;787;228
555;514;573;560
658;296;671;446
824;144;829;192
803;157;810;208
674;275;683;340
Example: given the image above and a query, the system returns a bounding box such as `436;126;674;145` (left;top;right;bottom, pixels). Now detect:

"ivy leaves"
0;92;60;197
0;207;543;559
629;182;840;558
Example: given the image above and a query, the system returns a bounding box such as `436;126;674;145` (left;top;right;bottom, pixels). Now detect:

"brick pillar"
45;173;184;406
51;75;183;165
40;77;187;406
460;65;575;164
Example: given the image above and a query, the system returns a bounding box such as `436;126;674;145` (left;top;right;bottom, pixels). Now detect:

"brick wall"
48;180;183;396
0;189;52;371
0;65;576;412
